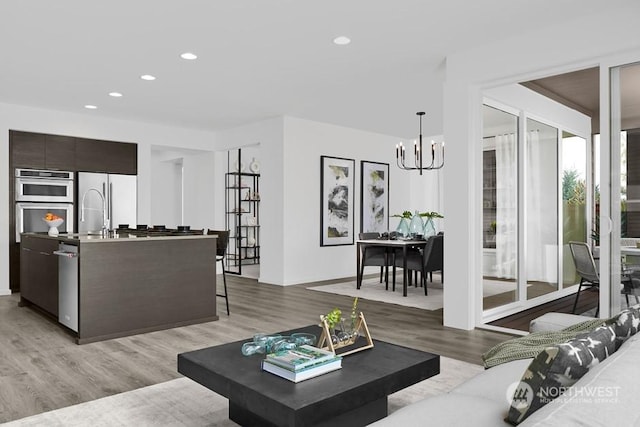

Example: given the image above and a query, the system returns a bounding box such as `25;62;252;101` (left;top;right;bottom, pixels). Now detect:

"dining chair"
207;229;230;315
394;235;443;295
359;232;394;289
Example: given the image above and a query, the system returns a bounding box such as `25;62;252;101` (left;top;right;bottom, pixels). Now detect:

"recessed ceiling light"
84;105;98;110
333;36;351;45
109;92;123;97
140;74;156;81
180;52;198;60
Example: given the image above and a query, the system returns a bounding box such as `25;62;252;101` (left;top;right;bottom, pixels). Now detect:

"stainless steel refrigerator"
77;172;137;232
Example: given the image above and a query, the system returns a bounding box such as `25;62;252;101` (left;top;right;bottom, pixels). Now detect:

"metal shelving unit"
225;149;260;275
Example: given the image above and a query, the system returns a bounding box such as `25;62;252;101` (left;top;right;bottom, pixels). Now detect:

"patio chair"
568;241;600;316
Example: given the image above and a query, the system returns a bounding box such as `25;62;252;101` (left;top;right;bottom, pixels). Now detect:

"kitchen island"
20;232;218;344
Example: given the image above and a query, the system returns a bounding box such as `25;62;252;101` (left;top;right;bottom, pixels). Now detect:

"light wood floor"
0;275;513;423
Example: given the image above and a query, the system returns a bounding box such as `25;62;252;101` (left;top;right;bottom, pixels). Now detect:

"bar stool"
207;229;230;315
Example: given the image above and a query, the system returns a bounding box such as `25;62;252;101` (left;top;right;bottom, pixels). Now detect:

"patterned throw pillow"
506;324;617;425
612;304;640;348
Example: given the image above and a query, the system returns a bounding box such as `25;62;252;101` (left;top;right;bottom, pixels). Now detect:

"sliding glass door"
482;102;589;318
482;105;518;310
607;62;640;315
562;132;588;287
525;118;559;298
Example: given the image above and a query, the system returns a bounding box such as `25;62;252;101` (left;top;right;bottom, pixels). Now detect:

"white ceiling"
0;1;629;139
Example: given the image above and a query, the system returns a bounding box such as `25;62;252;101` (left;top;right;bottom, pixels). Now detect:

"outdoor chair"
569;241;600;316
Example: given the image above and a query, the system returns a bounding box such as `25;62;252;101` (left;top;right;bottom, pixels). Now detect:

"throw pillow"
506;324;617;425
612;304;640;348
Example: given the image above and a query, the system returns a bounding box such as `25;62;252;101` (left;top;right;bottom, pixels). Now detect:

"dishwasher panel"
55;243;78;332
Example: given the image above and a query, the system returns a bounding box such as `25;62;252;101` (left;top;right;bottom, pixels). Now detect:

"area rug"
308;274;515;311
4;357;483;426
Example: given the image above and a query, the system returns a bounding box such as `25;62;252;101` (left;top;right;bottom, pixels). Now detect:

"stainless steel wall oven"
15;169;74;242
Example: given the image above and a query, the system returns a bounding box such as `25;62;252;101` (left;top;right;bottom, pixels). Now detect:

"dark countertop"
22;232;217;244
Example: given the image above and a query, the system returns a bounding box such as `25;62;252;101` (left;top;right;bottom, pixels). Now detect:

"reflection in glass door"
609;62;640;315
562;132;588;287
525;118;558;298
482;105;518;310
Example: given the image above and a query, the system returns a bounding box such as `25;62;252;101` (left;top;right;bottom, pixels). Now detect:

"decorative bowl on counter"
44;218;64;236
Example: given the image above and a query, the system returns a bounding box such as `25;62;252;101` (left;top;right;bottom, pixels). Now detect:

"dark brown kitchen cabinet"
10;131;45;168
9;130;137;293
20;234;59;316
45;134;76;170
75;138;137;175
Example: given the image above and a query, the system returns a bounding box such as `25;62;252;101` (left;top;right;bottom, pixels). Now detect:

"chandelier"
395;112;444;174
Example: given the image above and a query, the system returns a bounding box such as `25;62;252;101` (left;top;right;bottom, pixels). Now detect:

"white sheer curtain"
495;133;517;278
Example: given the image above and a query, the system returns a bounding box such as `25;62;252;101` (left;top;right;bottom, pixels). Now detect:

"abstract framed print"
360;161;389;233
320;156;355;246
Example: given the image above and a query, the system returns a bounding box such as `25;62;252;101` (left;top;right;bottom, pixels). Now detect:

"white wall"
214;116;443;285
281;116;419;285
182;151;216;230
0;101;217;295
215;117;284;284
151;151;182;228
443;4;640;329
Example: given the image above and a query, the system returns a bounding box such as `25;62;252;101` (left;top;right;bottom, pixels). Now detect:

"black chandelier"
395;112;444;175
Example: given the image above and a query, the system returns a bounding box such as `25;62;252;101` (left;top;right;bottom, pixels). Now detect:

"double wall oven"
15;168;74;242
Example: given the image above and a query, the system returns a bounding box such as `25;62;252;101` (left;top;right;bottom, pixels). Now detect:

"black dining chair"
207;229;230;315
359;232;395;289
395;235;443;295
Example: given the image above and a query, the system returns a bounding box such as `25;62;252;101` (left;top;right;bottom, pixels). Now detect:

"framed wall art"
320;155;355;246
360;161;389;233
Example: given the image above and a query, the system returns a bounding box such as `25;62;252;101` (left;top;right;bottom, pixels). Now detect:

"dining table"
356;238;428;297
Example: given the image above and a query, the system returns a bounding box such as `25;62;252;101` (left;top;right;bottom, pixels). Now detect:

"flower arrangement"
419;211;444;219
391;210;444;219
391;210;413;219
323;307;342;330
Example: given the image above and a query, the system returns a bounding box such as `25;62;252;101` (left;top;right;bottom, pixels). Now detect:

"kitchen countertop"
22;232;217;243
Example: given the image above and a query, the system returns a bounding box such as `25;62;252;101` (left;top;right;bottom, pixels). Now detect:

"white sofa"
370;311;640;426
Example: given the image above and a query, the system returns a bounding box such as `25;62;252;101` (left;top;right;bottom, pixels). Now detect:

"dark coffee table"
177;325;440;427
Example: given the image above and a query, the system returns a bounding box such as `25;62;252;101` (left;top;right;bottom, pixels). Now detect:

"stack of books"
262;345;342;383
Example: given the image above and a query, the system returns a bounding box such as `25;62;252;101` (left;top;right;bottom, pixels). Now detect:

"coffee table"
177;325;440;427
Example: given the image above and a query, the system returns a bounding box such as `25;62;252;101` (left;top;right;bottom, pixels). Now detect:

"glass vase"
423;217;436;238
409;211;424;238
395;217;410;238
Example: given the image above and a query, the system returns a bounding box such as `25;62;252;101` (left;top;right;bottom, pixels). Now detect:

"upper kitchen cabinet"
11;131;76;170
10;131;45;168
45;134;76;170
75;138;137;175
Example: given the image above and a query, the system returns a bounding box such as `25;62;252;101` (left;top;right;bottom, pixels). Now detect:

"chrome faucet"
80;188;109;236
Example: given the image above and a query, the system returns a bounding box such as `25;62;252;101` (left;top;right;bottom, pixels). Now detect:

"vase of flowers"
420;211;443;238
409;211;424;238
391;211;412;238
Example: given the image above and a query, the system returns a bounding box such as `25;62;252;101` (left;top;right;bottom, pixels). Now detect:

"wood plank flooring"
0;275;513;423
487;288;599;331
